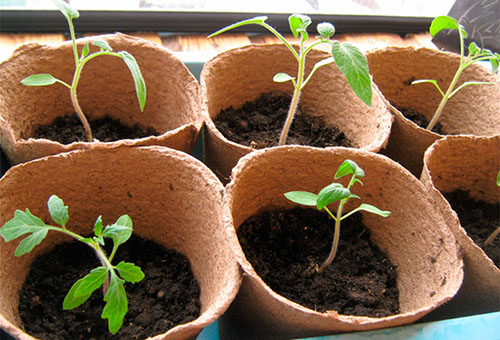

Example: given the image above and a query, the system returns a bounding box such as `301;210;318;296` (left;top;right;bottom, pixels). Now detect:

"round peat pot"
221;146;463;339
201;44;393;183
367;46;500;177
0;34;203;165
0;146;241;340
421;135;500;317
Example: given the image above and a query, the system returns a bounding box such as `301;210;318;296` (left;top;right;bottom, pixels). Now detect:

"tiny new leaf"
284;191;318;206
21;74;58;87
63;267;107;310
102;215;133;246
316;183;351;210
93;39;113;52
102;274;128;334
273;73;295;83
288;14;311;40
48;195;69;227
207;16;268;38
81;42;90;59
118;51;147;112
116;261;145;283
53;0;79;21
331;41;372;106
317;22;335;39
334;159;365;179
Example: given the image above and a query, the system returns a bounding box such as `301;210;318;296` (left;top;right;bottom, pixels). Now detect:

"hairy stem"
318;203;344;273
485;226;500;247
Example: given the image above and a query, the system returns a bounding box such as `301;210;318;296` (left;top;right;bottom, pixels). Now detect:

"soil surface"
237;207;400;317
214;91;351;148
397;107;445;135
32;114;159;144
19;235;200;340
445;190;500;267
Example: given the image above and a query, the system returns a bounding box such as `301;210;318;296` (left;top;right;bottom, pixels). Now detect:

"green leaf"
331;41;372;106
317;183;350;210
489;55;499;74
94;215;104;236
14;229;49;256
468;42;480;56
116;261;145;283
21;74;58;87
0;209;48;242
497;170;500;187
208;16;268;38
93;39;113;52
63;267;107;310
341;203;391;221
118;51;146;112
53;0;79;21
430;16;459;37
411;79;445;97
317;22;335;39
288;14;311;39
284;191;318;206
81;42;90;59
102;215;133;246
334;159;365;179
102;274;127;334
273;73;295;83
47;195;69;227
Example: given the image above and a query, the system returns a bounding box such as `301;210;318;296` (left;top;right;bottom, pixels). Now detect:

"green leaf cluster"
285;160;390;271
0;195;144;334
209;14;372;146
412;15;500;131
20;0;147;142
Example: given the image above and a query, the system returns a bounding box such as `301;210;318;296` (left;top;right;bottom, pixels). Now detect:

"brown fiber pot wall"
0;146;241;340
421;135;500;317
0;34;203;165
367;46;500;177
201;44;393;183
221;146;463;340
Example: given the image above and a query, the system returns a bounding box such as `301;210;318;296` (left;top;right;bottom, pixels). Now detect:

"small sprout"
21;0;147;142
0;195;144;334
484;170;500;246
285;160;390;273
411;15;500;131
209;14;372;146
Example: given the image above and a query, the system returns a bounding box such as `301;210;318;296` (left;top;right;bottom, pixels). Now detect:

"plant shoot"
285;159;390;273
209;14;372;146
21;0;147;142
0;195;145;334
412;15;500;131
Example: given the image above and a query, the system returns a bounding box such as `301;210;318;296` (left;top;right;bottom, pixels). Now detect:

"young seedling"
412;15;500;131
208;14;372;146
284;159;390;273
21;0;147;143
484;170;500;246
0;195;145;334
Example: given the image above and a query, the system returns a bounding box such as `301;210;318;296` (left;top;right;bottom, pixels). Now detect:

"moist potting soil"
397;107;445;135
18;235;200;340
444;190;500;267
237;207;399;317
214;91;351;148
32;114;159;144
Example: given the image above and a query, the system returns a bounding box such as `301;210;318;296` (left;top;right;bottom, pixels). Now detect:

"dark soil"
32;114;159;144
237;207;399;317
19;235;201;340
214;91;351;148
397;107;445;135
445;190;500;267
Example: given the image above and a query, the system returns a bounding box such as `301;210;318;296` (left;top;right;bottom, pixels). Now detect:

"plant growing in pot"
421;135;499;319
366;15;500;176
201;14;393;182
0;2;203;165
220;145;463;340
0;146;241;340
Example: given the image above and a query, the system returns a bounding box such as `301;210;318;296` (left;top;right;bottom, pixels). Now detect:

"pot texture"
221;146;463;339
0;34;203;165
367;46;500;176
421;135;500;317
201;44;393;183
0;146;241;340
